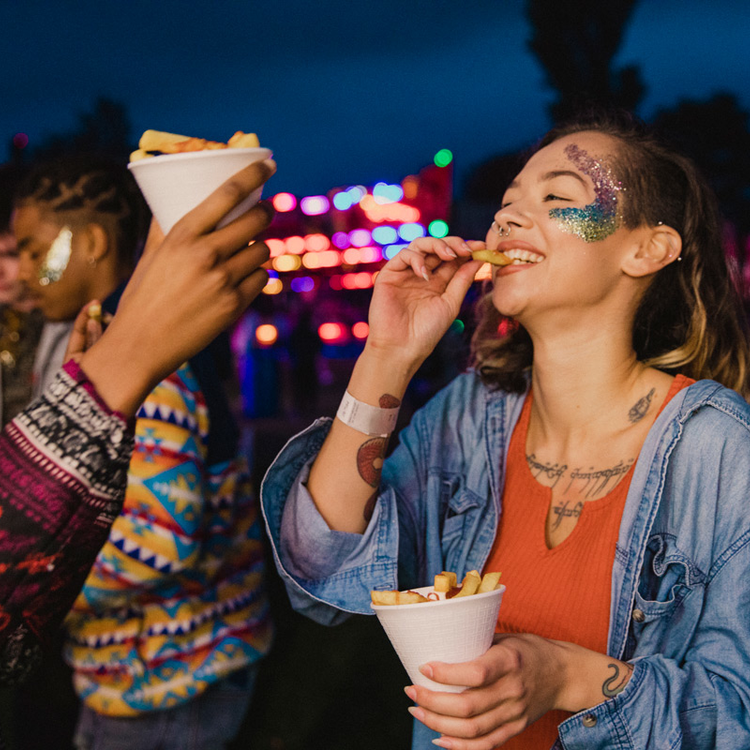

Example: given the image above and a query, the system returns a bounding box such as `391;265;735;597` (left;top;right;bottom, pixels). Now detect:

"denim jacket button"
582;714;598;728
632;608;646;623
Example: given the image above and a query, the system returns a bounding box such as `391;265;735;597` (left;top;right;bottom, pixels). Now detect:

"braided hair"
14;154;150;271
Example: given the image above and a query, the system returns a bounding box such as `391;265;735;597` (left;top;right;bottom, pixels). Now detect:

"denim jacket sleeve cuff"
557;660;645;749
279;464;363;579
261;418;400;625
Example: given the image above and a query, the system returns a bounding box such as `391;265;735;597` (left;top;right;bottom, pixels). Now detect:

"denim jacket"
261;372;750;749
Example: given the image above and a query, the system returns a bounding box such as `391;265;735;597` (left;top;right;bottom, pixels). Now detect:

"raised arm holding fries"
0;158;275;692
262;112;750;749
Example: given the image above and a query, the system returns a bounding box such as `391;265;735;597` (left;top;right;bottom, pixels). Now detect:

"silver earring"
87;256;97;268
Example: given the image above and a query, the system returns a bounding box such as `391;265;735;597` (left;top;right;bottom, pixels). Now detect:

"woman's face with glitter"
13;204;94;321
487;131;634;322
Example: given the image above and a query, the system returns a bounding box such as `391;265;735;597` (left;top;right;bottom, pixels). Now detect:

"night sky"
3;0;750;197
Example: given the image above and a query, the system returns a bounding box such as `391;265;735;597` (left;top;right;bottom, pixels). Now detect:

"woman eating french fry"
261;112;750;749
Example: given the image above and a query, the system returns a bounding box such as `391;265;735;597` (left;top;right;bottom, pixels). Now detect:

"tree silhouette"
653;93;750;236
30;97;133;163
527;0;644;122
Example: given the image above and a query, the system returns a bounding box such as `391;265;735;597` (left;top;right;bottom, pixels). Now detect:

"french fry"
478;571;502;593
371;590;429;606
228;131;260;148
454;570;482;597
138;129;192;152
434;571;458;592
471;249;513;266
129;149;153;162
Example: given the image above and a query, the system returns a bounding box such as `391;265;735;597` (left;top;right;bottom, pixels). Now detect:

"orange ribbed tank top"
482;375;693;749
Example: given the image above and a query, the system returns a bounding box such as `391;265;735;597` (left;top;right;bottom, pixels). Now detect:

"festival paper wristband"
336;391;400;437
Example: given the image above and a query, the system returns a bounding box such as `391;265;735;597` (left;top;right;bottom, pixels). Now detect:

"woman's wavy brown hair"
471;111;750;398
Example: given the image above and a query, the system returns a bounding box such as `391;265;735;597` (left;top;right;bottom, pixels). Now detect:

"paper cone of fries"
371;584;505;693
128;147;272;234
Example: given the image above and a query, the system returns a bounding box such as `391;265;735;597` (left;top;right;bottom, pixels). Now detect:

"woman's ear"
83;223;110;264
622;224;682;278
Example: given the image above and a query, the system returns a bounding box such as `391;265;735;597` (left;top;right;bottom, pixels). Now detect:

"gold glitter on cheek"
38;226;73;286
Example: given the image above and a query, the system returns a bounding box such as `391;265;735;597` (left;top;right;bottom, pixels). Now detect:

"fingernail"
432;739;453;748
421;269;430;282
445;248;457;258
408;706;425;722
461;242;472;253
420;664;434;679
263;158;277;172
404;686;417;701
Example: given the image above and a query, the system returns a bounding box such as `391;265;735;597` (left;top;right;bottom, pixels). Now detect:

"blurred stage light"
304;233;330;251
291;276;315;293
373;182;404;204
384;243;407;259
285;236;306;254
256;324;278;346
398;223;426;242
266;239;285;257
300;195;330;215
428;220;449;238
272;193;297;212
262;277;284;295
273;254;302;272
332;232;350;249
352;321;369;339
372;226;398;245
319;322;346;342
434;149;453;167
333;191;353;210
349;229;371;247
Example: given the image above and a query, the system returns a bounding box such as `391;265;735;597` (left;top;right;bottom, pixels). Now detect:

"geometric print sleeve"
72;362;209;610
0;360;135;684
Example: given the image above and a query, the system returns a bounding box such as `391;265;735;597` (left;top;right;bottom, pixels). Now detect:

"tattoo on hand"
357;437;387;487
628;388;655;423
602;662;634;697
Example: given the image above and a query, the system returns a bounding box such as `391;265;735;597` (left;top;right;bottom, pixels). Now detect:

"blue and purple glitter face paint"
549;144;622;243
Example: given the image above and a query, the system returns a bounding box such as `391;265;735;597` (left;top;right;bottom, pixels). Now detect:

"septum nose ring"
491;220;511;237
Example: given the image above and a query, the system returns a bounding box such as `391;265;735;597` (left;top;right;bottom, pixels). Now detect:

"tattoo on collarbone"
357;437;387;488
549;499;584;530
527;454;567;488
628;387;656;423
602;662;634;698
527;454;634;498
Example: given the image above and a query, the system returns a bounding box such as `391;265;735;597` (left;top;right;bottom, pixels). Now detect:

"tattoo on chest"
628;387;656;423
602;662;634;697
549;499;584;530
527;454;634;498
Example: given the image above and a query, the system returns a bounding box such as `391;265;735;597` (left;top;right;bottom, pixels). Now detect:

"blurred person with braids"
262;112;750;750
0;165;43;425
13;155;273;750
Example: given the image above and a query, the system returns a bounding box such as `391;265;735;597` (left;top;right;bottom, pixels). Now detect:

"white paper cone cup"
371;584;505;693
128;147;273;234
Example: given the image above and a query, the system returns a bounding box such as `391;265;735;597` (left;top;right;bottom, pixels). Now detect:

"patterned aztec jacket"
63;346;273;716
0;361;134;685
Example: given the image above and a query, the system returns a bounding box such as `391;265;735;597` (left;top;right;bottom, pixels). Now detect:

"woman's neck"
527;321;661;450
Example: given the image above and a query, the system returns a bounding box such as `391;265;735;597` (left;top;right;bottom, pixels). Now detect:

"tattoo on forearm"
379;394;401;409
357;437;387;487
363;491;378;523
602;662;634;697
527;454;634;497
628;388;656;423
549;500;584;530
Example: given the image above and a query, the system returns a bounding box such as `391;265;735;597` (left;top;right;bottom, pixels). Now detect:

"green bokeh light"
434;148;453;168
450;318;465;335
428;220;449;238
